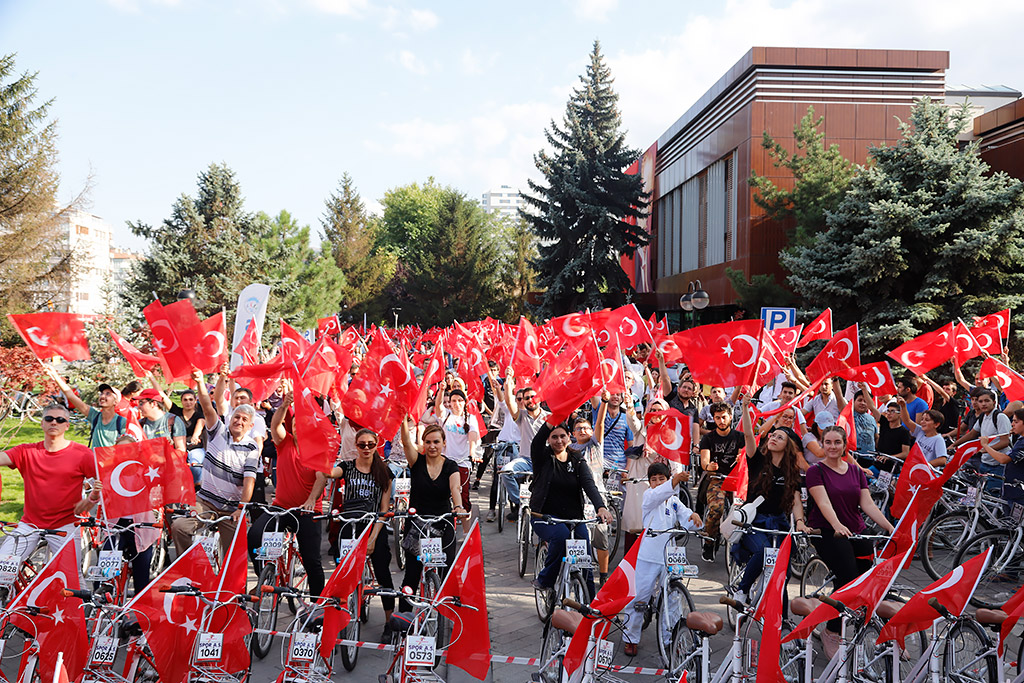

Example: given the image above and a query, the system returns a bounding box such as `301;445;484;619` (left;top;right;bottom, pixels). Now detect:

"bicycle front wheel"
954;528;1024;609
607;501;622;560
739;617;804;682
538;621;566;683
920;511;976;581
392;516;406;571
799;556;833;599
518;508;531;578
251;563;278;660
944;619;998;683
850;619;892;683
656;579;695;673
340;591;360;671
534;544;553;621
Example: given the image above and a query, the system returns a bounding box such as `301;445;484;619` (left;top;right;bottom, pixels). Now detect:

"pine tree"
524;40;648;318
749;106;856;248
321;173;396;319
503;216;538;318
0;54;82;342
781;98;1024;357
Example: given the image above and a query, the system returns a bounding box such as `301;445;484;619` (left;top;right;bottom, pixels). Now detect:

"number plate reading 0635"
565;539;591;567
289;632;317;662
196;633;223;662
421;537;445;565
404;635;436;667
90;635;118;665
0;555;19;587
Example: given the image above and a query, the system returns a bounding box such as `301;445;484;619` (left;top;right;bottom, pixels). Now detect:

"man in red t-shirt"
0;403;96;562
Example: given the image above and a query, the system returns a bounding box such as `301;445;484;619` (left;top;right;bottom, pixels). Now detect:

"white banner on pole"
230;283;271;369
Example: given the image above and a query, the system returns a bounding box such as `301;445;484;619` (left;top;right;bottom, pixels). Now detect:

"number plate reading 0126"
289;632;317;662
565;539;591;567
196;632;223;662
404;635;436;667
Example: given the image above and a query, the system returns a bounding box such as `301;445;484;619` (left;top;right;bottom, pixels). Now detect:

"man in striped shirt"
171;371;261;557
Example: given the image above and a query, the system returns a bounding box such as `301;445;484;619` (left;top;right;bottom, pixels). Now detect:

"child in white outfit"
622;462;702;655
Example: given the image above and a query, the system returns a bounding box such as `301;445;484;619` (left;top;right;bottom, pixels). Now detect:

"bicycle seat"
790;597;822;617
686;611;723;636
389;612;415;633
875;600;902;620
976;608;1008;626
550;609;584;634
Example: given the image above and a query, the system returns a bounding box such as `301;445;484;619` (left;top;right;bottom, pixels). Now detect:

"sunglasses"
43;416;68;424
356;442;378;450
522;394;537;401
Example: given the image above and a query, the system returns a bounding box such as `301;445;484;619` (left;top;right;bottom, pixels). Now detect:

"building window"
76;225;89;235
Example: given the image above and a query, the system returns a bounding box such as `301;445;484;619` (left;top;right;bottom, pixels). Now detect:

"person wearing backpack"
45;367;128;448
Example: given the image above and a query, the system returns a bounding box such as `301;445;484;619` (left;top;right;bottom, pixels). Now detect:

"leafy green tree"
750;106;856;248
781;98;1024;357
321;173;396;320
0;54;81;344
377;178;444;258
121;163;272;322
524;40;648;317
725;267;793;316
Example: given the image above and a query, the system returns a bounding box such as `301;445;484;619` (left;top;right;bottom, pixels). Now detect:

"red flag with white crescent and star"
674;319;765;388
7;312;91;362
644;408;693;464
143;300;192;382
805;323;861;381
797;309;832;347
94;437;195;518
184;311;229;374
886;323;956;376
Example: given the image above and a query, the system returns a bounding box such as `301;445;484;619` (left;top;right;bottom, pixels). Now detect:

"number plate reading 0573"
404;635;436;667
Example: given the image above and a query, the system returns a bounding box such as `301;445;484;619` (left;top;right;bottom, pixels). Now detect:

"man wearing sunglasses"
0;404;96;563
44;366;128;448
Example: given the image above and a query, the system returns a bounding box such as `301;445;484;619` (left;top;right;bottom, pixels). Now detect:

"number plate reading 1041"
0;555;19;587
90;635;118;665
405;635;436;667
262;532;285;560
289;632;317;662
565;539;590;567
196;632;223;662
763;547;780;571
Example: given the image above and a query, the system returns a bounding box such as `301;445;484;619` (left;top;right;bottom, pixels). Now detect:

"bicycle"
150;505;191;575
531;515;597;623
0;524;67;608
259;584;341;683
62;586;160;682
492;441;515;533
515;473;534;578
78;516;163;605
392;468;411;570
535;597;629;683
378;588;479;683
952;519;1024;609
403;510;461;653
0;599;52;683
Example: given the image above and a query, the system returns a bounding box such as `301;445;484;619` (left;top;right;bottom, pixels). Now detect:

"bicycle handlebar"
928;597;953;620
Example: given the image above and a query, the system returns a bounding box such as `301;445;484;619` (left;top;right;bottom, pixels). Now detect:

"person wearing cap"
136;388;186;451
435;387;479;532
732;395;808;604
44;367;128;448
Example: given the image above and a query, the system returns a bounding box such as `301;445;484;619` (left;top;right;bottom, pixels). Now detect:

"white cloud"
570;0;618;21
460;48;499;76
380;5;439;33
397;49;428;75
407;8;438;31
308;0;370;15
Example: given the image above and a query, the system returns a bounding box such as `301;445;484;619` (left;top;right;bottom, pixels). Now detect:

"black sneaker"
701;540;716;562
471;480;480;491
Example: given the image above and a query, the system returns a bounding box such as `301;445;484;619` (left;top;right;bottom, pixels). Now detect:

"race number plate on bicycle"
875;470;893;489
98;550;123;576
763;546;780;572
665;547;687;568
0;555;19;587
1014;504;1024;524
198;536;218;565
962;486;983;507
90;635;118;665
289;632;317;662
394;478;411;513
422;538;445;566
338;539;356;562
565;539;591;568
196;632;224;662
404;635;436;667
261;532;285;560
596;639;614;670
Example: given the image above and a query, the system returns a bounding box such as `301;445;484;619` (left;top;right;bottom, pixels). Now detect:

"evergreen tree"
725;267;793;315
122;163;272;322
781;98;1024;357
321;173;396;319
0;54;81;343
524;40;648;318
502;216;538;318
378;178;444;258
750;106;856;248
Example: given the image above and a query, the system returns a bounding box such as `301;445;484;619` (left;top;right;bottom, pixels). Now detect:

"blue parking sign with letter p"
761;307;796;331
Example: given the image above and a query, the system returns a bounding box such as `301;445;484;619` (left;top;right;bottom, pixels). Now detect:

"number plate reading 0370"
289;632;317;662
404;635;436;667
196;633;223;662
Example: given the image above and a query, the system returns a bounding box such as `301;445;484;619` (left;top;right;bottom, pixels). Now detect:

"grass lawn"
0;417;89;523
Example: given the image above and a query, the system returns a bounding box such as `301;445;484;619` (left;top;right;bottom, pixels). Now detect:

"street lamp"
679;280;710;329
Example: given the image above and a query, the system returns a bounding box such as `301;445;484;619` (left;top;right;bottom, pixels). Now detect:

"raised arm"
833;378;848;411
657;348;672;398
44;367;89;416
740;396;757;455
193;370;220;427
920;374;950;402
594;391;609;441
270;389;292;445
896;396;916;432
502;367;520;421
399;415;420;467
147;370;173;411
213;362;230;417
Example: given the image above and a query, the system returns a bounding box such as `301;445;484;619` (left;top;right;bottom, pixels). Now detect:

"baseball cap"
96;383;116;394
137;388;162;402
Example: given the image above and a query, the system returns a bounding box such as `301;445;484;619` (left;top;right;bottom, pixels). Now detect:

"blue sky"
2;0;1022;250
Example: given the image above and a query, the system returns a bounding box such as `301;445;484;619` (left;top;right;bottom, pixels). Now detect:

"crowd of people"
2;323;1023;663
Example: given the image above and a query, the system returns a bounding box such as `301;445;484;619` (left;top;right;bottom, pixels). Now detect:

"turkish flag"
973;310;1010;353
768;324;803;359
878;488;933;564
936;439;982;487
754;332;785;389
534;334;603;426
549;311;593;346
838;361;898;398
122;542;216;683
644;409;692;464
785;550;907;643
7;312;90;362
510;316;542;379
436;522;491;680
564;532;643;678
297;336;351;397
231;357;286;403
752;534;792;683
280;320;311;363
292;376;341;474
109;328;160;376
648;314;668;336
412;340;446;422
886;323;955;376
318;315;341;336
675;319;765;388
836;399;858;452
978;357;1024;402
162;298;201;335
805;324;860;382
952;322;983;367
95;437;195;518
341;328;418;438
143;301;192;382
797;309;832;347
999;583;1024;656
722;448;749;499
609;304;655;348
339;326;362;349
890;443;939;518
184;312;229;374
878;548;992;648
233;318;260;362
599;334;628;393
647;329;684;365
320;525;371;659
8;537;88;682
206;516;251;676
